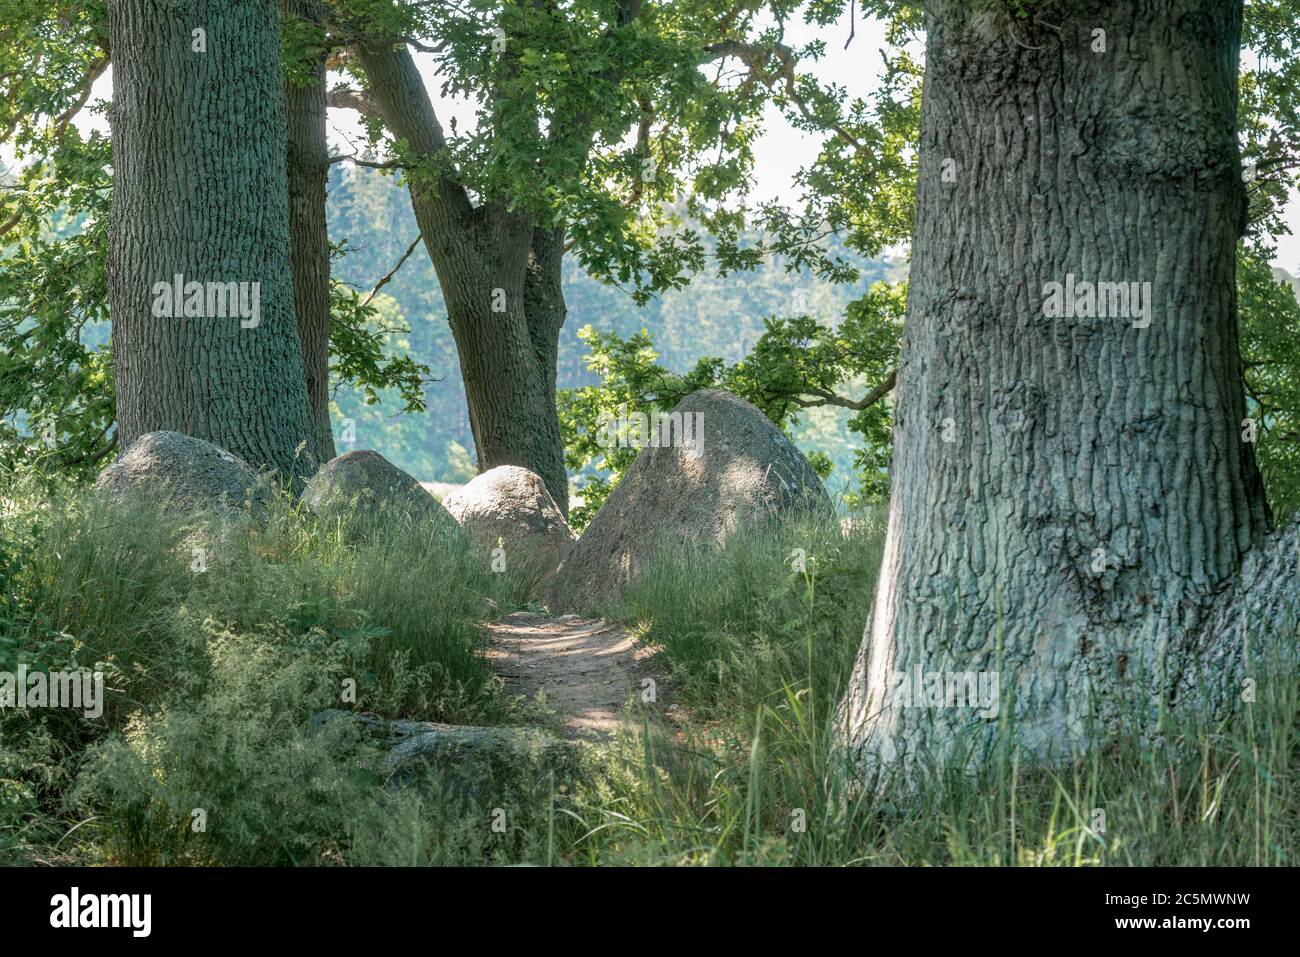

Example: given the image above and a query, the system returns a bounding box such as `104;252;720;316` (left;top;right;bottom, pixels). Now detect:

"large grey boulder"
94;431;268;513
442;466;573;591
547;389;832;613
300;450;459;535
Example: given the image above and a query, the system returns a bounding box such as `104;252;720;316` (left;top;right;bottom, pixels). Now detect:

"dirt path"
484;611;668;739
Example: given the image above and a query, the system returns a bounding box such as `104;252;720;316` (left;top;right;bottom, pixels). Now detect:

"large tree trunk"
107;0;316;481
284;0;337;464
436;207;569;516
522;224;568;477
836;0;1291;780
524;226;567;404
348;40;570;515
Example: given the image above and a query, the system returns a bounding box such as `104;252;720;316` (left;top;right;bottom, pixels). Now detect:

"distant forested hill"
329;166;900;494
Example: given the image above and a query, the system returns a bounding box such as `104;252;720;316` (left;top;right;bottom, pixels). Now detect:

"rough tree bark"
107;0;316;481
524;225;569;429
836;0;1298;781
284;0;337;464
347;39;569;513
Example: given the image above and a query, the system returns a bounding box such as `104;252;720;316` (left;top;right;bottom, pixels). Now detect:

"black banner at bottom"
0;865;1281;942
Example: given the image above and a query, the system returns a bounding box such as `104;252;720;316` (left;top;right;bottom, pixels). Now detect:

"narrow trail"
484;611;669;739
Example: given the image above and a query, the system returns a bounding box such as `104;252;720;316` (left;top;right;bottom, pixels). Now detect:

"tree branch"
702;40;864;154
348;38;474;232
325;87;382;118
363;235;423;306
328;152;400;170
795;368;897;411
52;54;109;144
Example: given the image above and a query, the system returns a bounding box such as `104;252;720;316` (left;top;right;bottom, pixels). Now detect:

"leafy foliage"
335;0;830;303
327;244;431;413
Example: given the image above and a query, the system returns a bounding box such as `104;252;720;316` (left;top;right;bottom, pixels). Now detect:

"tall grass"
2;472;1295;866
0;473;518;863
573;511;1298;866
1;476;513;724
609;507;885;724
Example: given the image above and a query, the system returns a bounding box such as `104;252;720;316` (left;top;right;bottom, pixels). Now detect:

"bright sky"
26;10;1300;275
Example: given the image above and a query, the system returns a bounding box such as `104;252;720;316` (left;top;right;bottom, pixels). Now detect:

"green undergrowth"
1;475;1294;866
